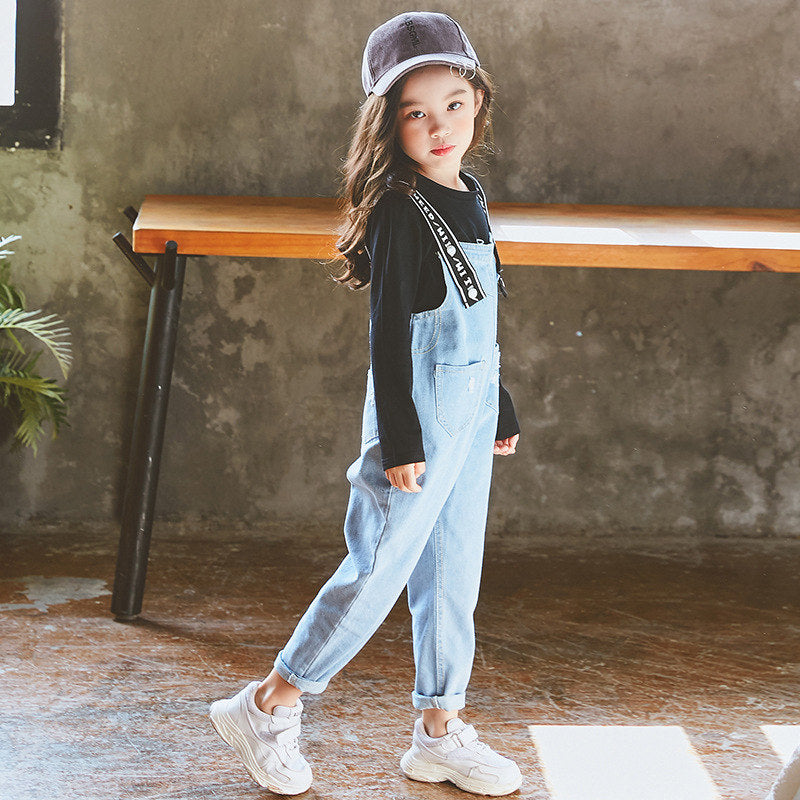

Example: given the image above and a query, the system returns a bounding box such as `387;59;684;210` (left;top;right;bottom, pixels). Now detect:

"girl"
210;12;522;796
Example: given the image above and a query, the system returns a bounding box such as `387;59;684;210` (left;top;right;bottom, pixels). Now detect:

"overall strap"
408;189;487;308
461;171;508;298
462;170;491;226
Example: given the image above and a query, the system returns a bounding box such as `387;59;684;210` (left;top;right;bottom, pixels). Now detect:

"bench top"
132;194;800;272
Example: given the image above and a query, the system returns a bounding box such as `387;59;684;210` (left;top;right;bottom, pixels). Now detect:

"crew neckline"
414;170;479;199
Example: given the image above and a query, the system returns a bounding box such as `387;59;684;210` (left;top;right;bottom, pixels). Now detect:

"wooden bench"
111;195;800;620
131;194;800;269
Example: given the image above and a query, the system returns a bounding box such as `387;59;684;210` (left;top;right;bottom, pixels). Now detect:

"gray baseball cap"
361;12;480;97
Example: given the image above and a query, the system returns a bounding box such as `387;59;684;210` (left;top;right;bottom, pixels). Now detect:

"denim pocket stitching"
410;308;441;355
434;360;487;436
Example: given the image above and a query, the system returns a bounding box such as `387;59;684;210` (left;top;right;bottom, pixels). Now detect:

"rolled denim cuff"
273;652;329;694
411;690;466;711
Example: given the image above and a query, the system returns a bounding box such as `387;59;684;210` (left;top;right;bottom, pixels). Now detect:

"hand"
494;434;519;455
385;461;426;493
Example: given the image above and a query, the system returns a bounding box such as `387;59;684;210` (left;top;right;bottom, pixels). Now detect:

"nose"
429;114;451;140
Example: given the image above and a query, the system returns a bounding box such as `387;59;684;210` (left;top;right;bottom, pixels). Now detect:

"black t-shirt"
366;170;520;471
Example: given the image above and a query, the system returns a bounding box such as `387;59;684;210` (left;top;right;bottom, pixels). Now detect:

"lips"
431;145;455;156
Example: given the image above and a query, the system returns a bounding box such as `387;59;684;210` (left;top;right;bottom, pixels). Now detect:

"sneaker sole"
400;750;523;796
209;699;312;795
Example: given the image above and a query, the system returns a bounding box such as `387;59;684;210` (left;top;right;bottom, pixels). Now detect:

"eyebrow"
398;88;468;110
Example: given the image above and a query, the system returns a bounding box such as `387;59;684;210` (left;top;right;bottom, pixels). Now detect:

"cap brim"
370;53;478;96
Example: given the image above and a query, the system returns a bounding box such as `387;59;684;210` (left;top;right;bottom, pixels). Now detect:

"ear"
473;87;485;117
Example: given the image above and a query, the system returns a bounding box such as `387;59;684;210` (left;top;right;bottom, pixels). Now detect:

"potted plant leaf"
0;234;72;453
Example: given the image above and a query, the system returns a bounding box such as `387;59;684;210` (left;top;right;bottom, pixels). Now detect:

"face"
395;65;484;185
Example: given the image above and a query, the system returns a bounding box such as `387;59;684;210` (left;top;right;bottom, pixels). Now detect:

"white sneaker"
400;717;523;796
209;681;312;795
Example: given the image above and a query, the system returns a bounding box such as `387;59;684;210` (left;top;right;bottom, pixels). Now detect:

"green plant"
0;234;72;453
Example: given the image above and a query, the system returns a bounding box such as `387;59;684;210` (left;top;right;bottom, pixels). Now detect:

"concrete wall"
2;0;800;539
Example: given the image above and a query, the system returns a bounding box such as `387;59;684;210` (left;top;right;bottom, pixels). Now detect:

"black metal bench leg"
112;241;187;621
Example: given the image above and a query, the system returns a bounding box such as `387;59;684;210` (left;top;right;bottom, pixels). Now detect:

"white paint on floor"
0;576;110;612
528;724;720;800
762;726;800;764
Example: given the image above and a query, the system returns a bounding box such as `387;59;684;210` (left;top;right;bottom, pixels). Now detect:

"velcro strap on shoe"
440;737;460;752
457;725;479;747
274;725;299;746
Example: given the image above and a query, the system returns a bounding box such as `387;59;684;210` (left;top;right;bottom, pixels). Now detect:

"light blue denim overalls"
275;175;502;711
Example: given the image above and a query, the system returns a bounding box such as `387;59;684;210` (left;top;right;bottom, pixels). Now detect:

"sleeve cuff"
381;446;427;472
495;381;520;440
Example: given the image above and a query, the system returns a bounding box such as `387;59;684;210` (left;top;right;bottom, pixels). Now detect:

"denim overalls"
275;178;501;712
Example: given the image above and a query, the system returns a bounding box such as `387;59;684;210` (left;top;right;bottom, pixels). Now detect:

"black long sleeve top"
366;170;520;471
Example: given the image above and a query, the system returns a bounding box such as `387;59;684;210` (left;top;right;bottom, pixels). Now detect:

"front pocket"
434;360;487;436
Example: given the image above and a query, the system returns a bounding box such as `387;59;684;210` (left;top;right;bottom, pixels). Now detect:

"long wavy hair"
331;65;497;289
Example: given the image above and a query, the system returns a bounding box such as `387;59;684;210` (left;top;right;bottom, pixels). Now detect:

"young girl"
210;12;522;796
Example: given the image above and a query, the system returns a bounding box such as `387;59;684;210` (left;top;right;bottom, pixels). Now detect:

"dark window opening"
0;0;63;150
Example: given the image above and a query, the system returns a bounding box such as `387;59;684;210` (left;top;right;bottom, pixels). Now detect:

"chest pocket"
409;307;441;354
434;360;487;436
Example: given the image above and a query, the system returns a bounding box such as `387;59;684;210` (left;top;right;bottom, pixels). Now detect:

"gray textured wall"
2;1;800;539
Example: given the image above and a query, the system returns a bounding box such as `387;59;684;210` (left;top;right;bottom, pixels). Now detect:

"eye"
405;100;464;119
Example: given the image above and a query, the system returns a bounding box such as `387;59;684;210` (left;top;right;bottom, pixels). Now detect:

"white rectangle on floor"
528;725;719;800
761;725;800;764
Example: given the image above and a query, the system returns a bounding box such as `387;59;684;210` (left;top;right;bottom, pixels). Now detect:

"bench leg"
111;241;187;621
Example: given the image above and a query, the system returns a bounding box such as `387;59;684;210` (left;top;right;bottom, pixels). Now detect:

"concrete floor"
1;522;798;799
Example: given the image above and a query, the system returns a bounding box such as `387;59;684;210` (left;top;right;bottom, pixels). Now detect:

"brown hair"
330;65;497;290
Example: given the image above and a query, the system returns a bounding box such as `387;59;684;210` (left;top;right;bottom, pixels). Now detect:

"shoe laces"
459;729;490;753
466;738;492;755
282;734;300;760
441;723;489;753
